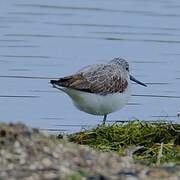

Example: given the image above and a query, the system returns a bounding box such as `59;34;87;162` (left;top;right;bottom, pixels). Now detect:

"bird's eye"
126;67;129;71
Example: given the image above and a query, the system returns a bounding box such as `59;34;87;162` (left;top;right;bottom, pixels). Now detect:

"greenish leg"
103;114;107;124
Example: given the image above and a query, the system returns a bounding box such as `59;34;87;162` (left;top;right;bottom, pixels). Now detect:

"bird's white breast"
62;81;131;116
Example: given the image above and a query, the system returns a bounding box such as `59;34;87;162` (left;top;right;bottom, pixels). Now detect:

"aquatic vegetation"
69;121;180;165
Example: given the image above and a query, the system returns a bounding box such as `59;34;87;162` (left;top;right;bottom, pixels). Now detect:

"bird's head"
109;57;147;87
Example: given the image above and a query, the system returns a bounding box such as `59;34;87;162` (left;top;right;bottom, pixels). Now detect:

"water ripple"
132;94;180;99
0;75;56;80
0;54;50;59
14;3;180;17
4;33;180;44
44;22;180;31
0;95;39;98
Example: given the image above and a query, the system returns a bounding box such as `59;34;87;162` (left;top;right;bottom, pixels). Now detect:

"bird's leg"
103;114;107;125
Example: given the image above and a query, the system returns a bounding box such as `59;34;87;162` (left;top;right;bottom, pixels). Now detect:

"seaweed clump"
68;121;180;165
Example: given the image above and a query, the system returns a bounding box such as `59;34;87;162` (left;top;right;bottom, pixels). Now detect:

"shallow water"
0;0;180;132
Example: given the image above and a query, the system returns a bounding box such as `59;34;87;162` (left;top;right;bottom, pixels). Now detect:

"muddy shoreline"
0;122;179;180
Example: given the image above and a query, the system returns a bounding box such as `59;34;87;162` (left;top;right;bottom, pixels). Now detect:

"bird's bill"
130;75;147;87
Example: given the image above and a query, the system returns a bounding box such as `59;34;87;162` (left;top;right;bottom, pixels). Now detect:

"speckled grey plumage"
52;58;129;96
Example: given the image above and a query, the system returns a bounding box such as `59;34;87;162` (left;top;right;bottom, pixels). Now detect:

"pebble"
0;123;179;180
42;158;53;168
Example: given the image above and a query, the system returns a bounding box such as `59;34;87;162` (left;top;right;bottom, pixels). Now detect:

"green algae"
68;121;180;165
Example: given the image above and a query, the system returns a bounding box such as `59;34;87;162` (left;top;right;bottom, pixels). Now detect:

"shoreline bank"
0;122;179;179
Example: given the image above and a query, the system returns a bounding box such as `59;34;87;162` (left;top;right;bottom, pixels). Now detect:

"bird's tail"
50;79;59;85
50;76;73;87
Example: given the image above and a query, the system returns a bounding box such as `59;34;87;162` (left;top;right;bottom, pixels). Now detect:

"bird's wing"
51;64;128;95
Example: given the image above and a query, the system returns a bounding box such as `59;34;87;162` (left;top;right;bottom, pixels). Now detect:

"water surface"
0;0;180;132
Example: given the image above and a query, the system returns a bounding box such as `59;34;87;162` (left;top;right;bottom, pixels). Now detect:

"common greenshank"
50;58;146;124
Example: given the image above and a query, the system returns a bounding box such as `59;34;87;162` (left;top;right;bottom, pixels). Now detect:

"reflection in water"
0;0;180;132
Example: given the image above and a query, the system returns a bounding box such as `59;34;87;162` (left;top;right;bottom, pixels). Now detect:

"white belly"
62;85;131;116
